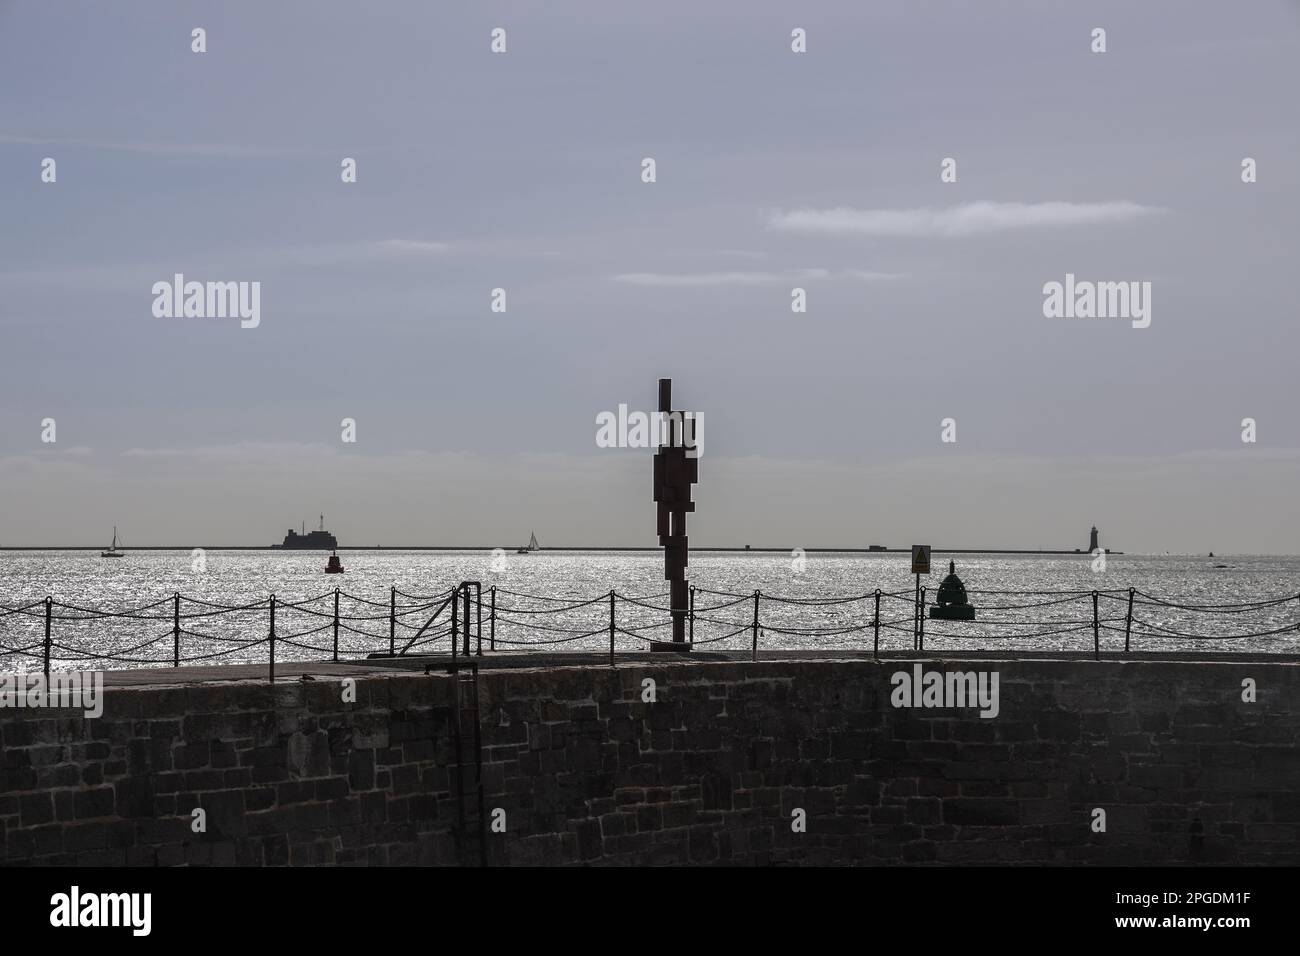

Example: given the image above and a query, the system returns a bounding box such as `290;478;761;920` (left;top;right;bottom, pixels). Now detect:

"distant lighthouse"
1089;526;1100;552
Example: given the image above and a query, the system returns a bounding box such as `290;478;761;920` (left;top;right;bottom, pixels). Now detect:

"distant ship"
274;514;339;550
101;526;124;558
516;531;540;555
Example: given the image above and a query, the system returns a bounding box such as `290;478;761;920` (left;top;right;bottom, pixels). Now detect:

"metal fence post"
269;594;276;684
609;590;616;666
490;586;496;651
873;589;881;659
751;590;760;662
919;587;926;652
43;596;52;677
333;588;340;662
1124;588;1134;655
463;585;471;657
913;574;920;650
688;585;695;644
451;588;459;663
173;592;181;667
389;586;396;658
1092;590;1100;660
476;583;483;656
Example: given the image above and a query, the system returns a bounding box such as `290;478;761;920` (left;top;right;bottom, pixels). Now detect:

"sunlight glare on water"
1;550;1297;670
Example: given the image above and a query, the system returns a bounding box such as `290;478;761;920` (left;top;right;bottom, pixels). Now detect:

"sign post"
910;545;931;650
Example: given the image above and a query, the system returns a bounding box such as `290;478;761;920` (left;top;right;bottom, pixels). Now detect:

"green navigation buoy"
929;560;976;621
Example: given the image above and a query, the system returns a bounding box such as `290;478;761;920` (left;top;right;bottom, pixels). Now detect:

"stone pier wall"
1;658;1297;865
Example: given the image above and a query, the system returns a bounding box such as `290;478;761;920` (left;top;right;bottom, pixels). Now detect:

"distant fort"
272;515;338;550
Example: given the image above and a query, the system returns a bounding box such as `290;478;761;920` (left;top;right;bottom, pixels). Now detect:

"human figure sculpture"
652;378;698;649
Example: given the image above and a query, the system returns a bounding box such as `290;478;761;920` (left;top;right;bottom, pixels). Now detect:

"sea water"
0;550;1297;670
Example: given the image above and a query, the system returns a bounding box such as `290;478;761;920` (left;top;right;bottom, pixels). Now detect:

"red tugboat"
325;550;344;574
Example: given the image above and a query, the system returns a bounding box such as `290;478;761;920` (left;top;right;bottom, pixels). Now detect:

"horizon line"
3;546;1254;557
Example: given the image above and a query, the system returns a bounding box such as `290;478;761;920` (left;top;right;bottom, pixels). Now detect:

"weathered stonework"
1;658;1296;865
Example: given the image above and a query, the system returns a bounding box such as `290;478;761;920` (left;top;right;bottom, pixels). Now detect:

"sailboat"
101;527;124;558
516;531;540;555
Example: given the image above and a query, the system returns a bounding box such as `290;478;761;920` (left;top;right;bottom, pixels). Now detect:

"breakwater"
1;655;1297;865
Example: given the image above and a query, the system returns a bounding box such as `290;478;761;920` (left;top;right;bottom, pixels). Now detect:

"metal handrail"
400;591;457;655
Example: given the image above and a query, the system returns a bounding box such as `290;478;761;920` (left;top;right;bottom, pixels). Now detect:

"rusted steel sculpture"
652;378;698;651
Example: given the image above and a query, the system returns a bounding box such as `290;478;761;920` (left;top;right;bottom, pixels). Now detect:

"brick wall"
2;658;1297;865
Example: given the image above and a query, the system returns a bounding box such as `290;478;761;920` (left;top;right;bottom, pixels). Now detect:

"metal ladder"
448;660;487;867
416;581;487;864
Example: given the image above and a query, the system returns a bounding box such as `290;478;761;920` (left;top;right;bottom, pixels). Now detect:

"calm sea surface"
2;550;1298;670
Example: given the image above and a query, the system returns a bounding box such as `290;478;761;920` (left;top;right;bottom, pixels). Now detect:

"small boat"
325;550;344;574
516;531;540;555
101;527;124;558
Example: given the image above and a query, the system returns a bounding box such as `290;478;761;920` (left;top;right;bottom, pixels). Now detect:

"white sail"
529;531;539;551
102;526;124;557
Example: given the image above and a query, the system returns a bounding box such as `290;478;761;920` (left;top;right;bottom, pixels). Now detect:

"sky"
1;0;1299;551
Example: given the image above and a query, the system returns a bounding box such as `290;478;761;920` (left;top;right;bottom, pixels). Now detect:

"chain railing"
3;581;1299;679
0;586;461;678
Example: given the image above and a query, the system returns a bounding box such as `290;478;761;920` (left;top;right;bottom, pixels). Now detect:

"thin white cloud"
368;239;456;257
713;249;770;260
768;200;1164;238
844;270;907;281
611;268;905;286
0;239;460;287
281;239;457;266
0;133;294;158
613;269;830;287
122;442;330;461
